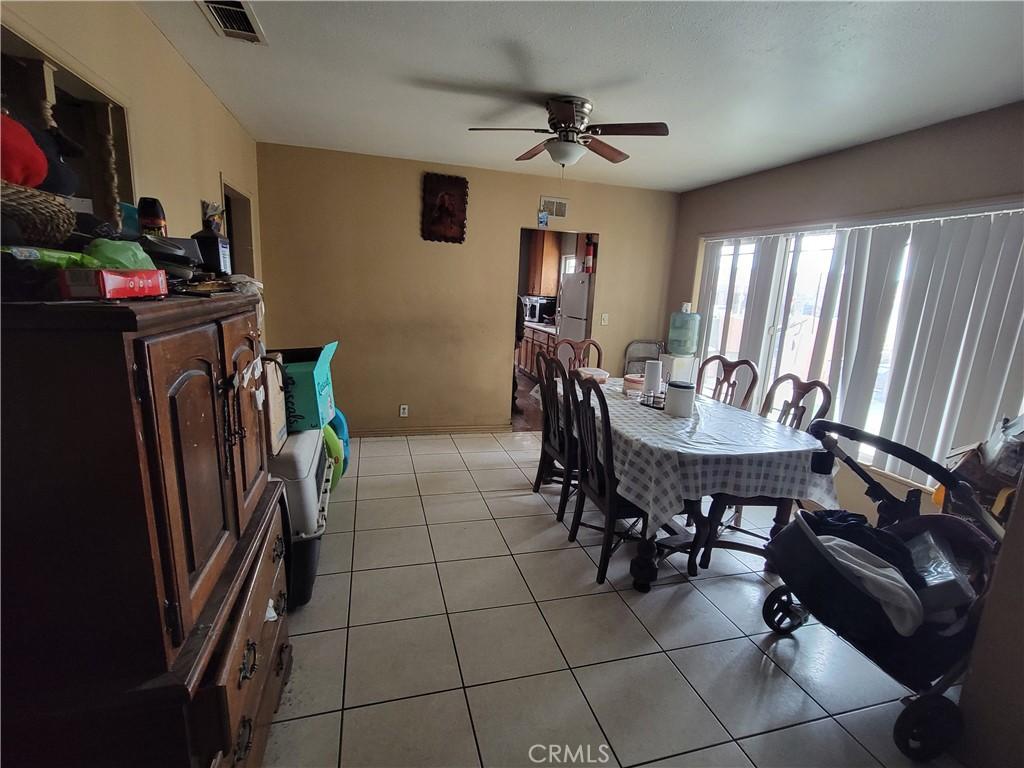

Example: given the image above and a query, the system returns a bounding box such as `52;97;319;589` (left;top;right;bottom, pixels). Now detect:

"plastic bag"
2;246;102;269
84;238;156;270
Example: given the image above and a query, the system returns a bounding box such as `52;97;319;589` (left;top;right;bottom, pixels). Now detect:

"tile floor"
266;433;962;768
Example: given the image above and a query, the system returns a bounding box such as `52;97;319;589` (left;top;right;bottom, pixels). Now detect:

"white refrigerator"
556;273;592;368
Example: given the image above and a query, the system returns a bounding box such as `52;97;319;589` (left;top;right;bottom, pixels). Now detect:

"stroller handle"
807;419;979;509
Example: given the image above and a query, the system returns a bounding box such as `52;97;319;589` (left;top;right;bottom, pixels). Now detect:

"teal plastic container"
275;342;339;432
668;308;701;356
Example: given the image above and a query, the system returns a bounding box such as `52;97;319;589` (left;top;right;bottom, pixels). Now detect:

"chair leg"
685;500;708;577
532;452;551;493
555;461;573;522
567;486;586;542
596;515;616;584
764;499;794;574
700;497;728;569
733;504;744;527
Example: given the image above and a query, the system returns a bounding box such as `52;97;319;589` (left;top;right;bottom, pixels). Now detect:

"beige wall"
669;102;1024;309
257;144;679;434
3;2;262;273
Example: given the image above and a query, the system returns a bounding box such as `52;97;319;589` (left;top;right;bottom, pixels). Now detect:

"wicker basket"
1;180;76;247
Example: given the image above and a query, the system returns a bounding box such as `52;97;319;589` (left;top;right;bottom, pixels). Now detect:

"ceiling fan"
468;95;669;166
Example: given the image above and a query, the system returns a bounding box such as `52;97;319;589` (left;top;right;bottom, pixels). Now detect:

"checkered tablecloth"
548;378;838;530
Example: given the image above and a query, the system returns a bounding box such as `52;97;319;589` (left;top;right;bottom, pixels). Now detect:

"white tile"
836;701;966;768
318;533;353;574
355;496;425;529
471;468;533;492
668;638;826;738
429;520;510;561
583;541;685;590
575;654;729;766
454;435;506;453
540;593;659;667
421;492;491;523
437;556;533;612
467;671;614;768
694;573;777;634
756;625;909;714
484;490;553;518
360;439;411;458
408;436;460;455
361;436;408;442
507;449;542;466
515;548;614;601
266;712;341;768
450;603;566;685
349;563;446;625
358;453;414;476
356;473;419;500
412;452;467;473
739;718;881;768
497;514;577;553
344;615;461;707
326;500;355;534
417;470;478;496
275;629;346;720
461;451;518;470
352;526;434;570
290;572;350;635
495;432;543;451
643;742;754;768
621;582;744;649
331;476;357;502
340;690;480;768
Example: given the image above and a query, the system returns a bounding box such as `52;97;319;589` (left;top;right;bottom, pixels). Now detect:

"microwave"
523;296;556;323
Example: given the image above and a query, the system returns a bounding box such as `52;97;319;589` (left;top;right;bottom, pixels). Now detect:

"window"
698;208;1024;480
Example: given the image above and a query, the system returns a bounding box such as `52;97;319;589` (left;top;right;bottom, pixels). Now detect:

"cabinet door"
540;232;561;296
220;313;268;534
141;323;236;641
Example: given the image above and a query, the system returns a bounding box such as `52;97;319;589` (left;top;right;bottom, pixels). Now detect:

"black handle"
237;639;258;687
274;589;288;617
234;717;254;763
271;534;286;564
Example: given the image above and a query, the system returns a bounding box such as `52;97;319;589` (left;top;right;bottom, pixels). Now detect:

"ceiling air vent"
198;1;267;44
540;196;568;219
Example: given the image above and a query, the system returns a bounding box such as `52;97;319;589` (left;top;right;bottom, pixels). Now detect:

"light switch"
600;313;609;326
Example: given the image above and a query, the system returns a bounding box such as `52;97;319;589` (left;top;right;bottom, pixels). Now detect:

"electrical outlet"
399;404;409;417
600;313;609;326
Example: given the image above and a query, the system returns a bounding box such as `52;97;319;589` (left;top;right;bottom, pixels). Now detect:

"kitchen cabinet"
2;294;289;767
518;323;557;379
527;230;561;297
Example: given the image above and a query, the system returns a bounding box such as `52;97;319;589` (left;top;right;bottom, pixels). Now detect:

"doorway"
223;182;255;277
511;227;599;431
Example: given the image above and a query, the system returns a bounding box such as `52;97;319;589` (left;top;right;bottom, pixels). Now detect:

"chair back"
574;372;617;508
555;338;604;371
536;350;564;455
624;339;665;375
760;373;833;430
696;355;759;409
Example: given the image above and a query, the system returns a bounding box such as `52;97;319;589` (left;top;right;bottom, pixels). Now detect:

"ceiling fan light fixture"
545;140;587;166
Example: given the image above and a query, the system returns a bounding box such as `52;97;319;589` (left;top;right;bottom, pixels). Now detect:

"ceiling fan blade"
584;137;629;163
468;127;553;133
516;139;553;161
546;98;579;127
588;122;670;137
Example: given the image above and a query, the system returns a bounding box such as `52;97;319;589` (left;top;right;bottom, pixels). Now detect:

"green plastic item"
84;238;156;270
322;425;343;490
2;246;102;269
275;342;339;433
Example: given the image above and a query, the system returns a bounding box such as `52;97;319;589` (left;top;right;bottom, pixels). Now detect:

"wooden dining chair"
554;338;604;371
759;373;833;429
567;371;648;584
532;350;578;521
696;355;759;410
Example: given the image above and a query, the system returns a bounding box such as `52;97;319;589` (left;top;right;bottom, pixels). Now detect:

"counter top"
525;321;557;335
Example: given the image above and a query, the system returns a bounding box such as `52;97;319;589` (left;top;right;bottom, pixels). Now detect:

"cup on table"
643;360;662;395
665;381;695;418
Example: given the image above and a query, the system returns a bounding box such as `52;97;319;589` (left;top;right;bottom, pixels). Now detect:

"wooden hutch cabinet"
1;294;290;767
518;324;557;379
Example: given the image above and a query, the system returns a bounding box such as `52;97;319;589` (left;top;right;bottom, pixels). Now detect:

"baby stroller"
762;420;1002;762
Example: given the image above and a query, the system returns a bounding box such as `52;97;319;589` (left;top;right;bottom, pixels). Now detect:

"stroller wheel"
762;585;808;634
894;695;963;762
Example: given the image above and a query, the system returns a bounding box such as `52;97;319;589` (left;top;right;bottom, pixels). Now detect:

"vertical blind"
697;209;1024;483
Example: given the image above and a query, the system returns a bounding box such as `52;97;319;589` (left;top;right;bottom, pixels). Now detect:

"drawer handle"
274;589;288;617
234;716;254;763
238;640;258;688
276;642;292;676
271;534;286;564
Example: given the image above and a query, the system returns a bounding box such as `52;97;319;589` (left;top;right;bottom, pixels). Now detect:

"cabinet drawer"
201;512;286;754
234;617;291;767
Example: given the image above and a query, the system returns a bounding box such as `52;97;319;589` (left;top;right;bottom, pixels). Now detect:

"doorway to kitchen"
512;227;599;431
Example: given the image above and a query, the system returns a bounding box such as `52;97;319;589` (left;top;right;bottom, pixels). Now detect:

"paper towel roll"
643;360;662;394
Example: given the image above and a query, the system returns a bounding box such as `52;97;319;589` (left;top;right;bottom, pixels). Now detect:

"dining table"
560;378;839;591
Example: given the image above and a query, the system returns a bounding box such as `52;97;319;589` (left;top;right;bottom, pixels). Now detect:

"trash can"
269;428;332;607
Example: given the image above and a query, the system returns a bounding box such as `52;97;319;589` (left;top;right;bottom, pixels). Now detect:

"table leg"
685;499;709;577
764;499;794;573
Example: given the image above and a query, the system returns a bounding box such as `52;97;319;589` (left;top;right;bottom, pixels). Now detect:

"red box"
57;269;168;300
